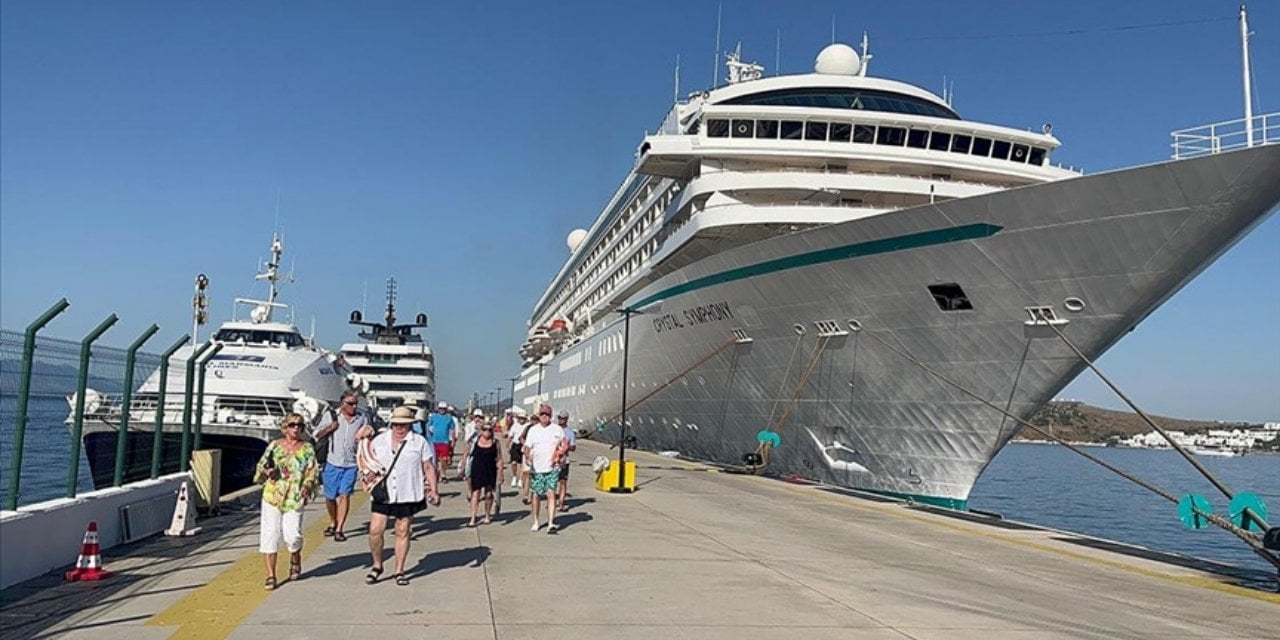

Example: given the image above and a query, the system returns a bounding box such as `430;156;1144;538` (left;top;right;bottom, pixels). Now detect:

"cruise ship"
340;277;434;421
512;40;1280;509
72;235;355;491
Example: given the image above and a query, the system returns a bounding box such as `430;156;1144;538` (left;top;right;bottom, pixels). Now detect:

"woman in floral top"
254;412;320;590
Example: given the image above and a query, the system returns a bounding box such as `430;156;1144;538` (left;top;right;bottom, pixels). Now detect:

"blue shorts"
322;463;358;499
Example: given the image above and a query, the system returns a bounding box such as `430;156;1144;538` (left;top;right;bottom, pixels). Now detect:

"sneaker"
530;520;542;532
547;523;559;534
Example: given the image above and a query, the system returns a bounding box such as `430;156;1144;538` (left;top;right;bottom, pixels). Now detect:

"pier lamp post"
535;362;547;404
612;307;642;493
509;376;519;415
494;386;503;415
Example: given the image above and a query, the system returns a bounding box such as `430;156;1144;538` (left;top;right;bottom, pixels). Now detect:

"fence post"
4;299;70;511
151;335;190;479
179;341;214;473
192;343;223;451
112;324;159;487
66;314;119;499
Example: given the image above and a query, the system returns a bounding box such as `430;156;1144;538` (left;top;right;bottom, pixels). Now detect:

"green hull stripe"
859;488;968;511
632;222;1003;309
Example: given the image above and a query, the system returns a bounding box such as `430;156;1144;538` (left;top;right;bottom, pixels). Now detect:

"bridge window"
805;121;829;141
781;121;804;139
991;140;1011;160
830;122;852;142
731;119;754;138
950;134;972;153
877;126;906;146
1028;147;1047;166
721;87;960;119
929;132;951;151
853;124;875;144
706;119;729;138
1011;144;1029;163
907;129;929;149
971;137;992;157
755;120;778;138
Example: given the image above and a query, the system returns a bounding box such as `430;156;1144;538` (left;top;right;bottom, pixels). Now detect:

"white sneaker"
530;520;542;532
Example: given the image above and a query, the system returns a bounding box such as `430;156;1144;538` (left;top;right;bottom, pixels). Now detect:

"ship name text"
652;301;734;334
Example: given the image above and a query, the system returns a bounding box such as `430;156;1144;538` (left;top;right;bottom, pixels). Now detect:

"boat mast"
1240;3;1254;147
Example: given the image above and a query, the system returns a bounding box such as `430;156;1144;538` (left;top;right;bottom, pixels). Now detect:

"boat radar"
234;234;294;324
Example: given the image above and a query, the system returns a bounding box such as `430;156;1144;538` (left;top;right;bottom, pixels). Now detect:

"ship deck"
2;440;1276;640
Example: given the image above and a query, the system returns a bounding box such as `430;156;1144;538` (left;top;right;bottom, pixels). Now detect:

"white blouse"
367;430;434;504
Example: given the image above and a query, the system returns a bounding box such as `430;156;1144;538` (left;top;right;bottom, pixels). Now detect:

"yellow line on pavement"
146;494;366;639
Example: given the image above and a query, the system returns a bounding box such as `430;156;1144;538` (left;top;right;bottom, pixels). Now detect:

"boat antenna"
831;15;836;44
361;279;368;317
385;277;398;327
712;2;722;87
858;31;872;77
674;53;680;103
1240;3;1254;147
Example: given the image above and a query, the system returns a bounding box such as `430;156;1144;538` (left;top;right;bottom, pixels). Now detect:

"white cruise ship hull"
516;145;1280;508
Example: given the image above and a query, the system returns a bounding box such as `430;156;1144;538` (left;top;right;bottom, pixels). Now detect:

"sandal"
264;576;276;591
334;531;347;542
323;526;335;537
483;515;492;525
394;573;410;586
365;567;383;585
288;558;302;581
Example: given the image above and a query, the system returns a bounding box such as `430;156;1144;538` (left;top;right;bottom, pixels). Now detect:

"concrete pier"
2;440;1276;639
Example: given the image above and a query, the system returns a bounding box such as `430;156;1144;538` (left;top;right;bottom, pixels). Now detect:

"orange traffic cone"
64;521;112;582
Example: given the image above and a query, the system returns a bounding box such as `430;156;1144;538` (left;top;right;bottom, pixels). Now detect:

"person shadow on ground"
407;545;491;579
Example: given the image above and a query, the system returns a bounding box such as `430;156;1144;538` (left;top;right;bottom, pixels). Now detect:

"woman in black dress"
466;423;504;526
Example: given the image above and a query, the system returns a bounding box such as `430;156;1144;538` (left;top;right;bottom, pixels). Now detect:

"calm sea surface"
2;393;1276;572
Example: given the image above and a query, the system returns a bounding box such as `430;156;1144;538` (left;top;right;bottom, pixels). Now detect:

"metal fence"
1171;112;1279;159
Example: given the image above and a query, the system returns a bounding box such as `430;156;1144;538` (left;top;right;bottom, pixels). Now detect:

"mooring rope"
600;336;740;436
856;324;1280;573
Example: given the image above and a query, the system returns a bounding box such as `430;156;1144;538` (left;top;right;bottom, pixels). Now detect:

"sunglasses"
285;422;304;428
342;400;357;406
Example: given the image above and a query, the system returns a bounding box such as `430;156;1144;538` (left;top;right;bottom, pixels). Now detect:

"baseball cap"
472;409;484;417
437;401;448;409
537;403;553;416
556;410;569;419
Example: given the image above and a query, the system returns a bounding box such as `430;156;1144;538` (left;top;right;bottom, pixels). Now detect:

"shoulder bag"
369;437;407;504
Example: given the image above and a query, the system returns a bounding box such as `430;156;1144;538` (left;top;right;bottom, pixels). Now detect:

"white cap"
437;401;448;409
472;409;484;417
513;407;528;417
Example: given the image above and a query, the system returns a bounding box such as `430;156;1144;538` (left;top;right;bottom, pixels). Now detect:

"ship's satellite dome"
567;228;589;252
814;43;860;76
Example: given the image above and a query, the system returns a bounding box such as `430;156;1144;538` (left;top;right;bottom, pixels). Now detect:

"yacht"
71;235;354;491
339;277;434;421
512;37;1280;509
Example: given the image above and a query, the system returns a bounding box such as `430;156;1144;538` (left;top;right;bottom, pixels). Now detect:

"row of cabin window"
571;190;669;306
704;118;1047;166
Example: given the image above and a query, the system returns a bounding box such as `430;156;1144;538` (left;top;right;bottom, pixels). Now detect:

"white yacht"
72;235;354;491
339;277;434;421
513;37;1280;509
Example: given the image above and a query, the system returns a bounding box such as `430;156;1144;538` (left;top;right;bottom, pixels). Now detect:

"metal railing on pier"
1;300;201;510
1171;112;1279;159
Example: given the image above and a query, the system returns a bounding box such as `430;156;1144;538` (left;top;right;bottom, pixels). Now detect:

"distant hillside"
1016;401;1263;443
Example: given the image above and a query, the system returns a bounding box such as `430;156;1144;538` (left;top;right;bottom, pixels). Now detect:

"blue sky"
2;1;1277;421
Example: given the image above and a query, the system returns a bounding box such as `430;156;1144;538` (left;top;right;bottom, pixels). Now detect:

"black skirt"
371;500;425;519
469;442;499;491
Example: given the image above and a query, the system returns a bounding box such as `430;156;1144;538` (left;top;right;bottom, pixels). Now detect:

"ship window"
830;122;852;142
928;283;974;311
805;121;829;140
907;129;929;149
755;120;778;138
929;131;951;151
1028;147;1047;166
1010;143;1029;163
991;140;1012;160
731;119;754;138
971;137;992;156
950;134;972;153
688;119;700;135
721;87;960;119
853;124;875;144
706;119;730;138
876;126;906;146
781;120;804;139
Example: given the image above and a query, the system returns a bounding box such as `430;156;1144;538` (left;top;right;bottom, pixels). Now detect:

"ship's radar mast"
349;276;429;345
725;43;764;84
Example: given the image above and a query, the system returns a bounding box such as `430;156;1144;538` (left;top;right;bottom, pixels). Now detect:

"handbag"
369;437;407;504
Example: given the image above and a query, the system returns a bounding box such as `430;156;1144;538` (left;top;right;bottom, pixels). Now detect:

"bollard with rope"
852;318;1280;577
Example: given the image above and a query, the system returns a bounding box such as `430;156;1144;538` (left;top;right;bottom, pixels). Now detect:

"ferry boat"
512;39;1280;509
339;277;434;422
71;235;354;492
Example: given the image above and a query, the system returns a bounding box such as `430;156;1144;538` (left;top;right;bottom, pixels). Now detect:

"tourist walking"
254;413;320;590
555;410;576;512
523;403;567;533
464;422;504;526
362;406;439;586
507;408;530;491
311;392;365;541
458;409;485;477
426;401;457;483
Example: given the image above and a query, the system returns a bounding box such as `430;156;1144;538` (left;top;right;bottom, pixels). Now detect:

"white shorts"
260;501;304;554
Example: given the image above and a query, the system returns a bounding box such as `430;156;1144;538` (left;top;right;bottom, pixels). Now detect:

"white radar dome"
566;228;589;253
814;43;860;76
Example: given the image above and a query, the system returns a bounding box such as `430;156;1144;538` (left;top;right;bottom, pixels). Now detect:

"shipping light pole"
612;307;641;493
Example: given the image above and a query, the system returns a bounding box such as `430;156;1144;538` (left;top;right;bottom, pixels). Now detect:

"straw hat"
390;406;417;425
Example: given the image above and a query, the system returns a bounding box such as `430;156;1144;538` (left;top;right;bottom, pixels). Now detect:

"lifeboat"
548;318;570;340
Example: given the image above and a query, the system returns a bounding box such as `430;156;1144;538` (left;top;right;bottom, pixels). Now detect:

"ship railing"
1171;112;1279;159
